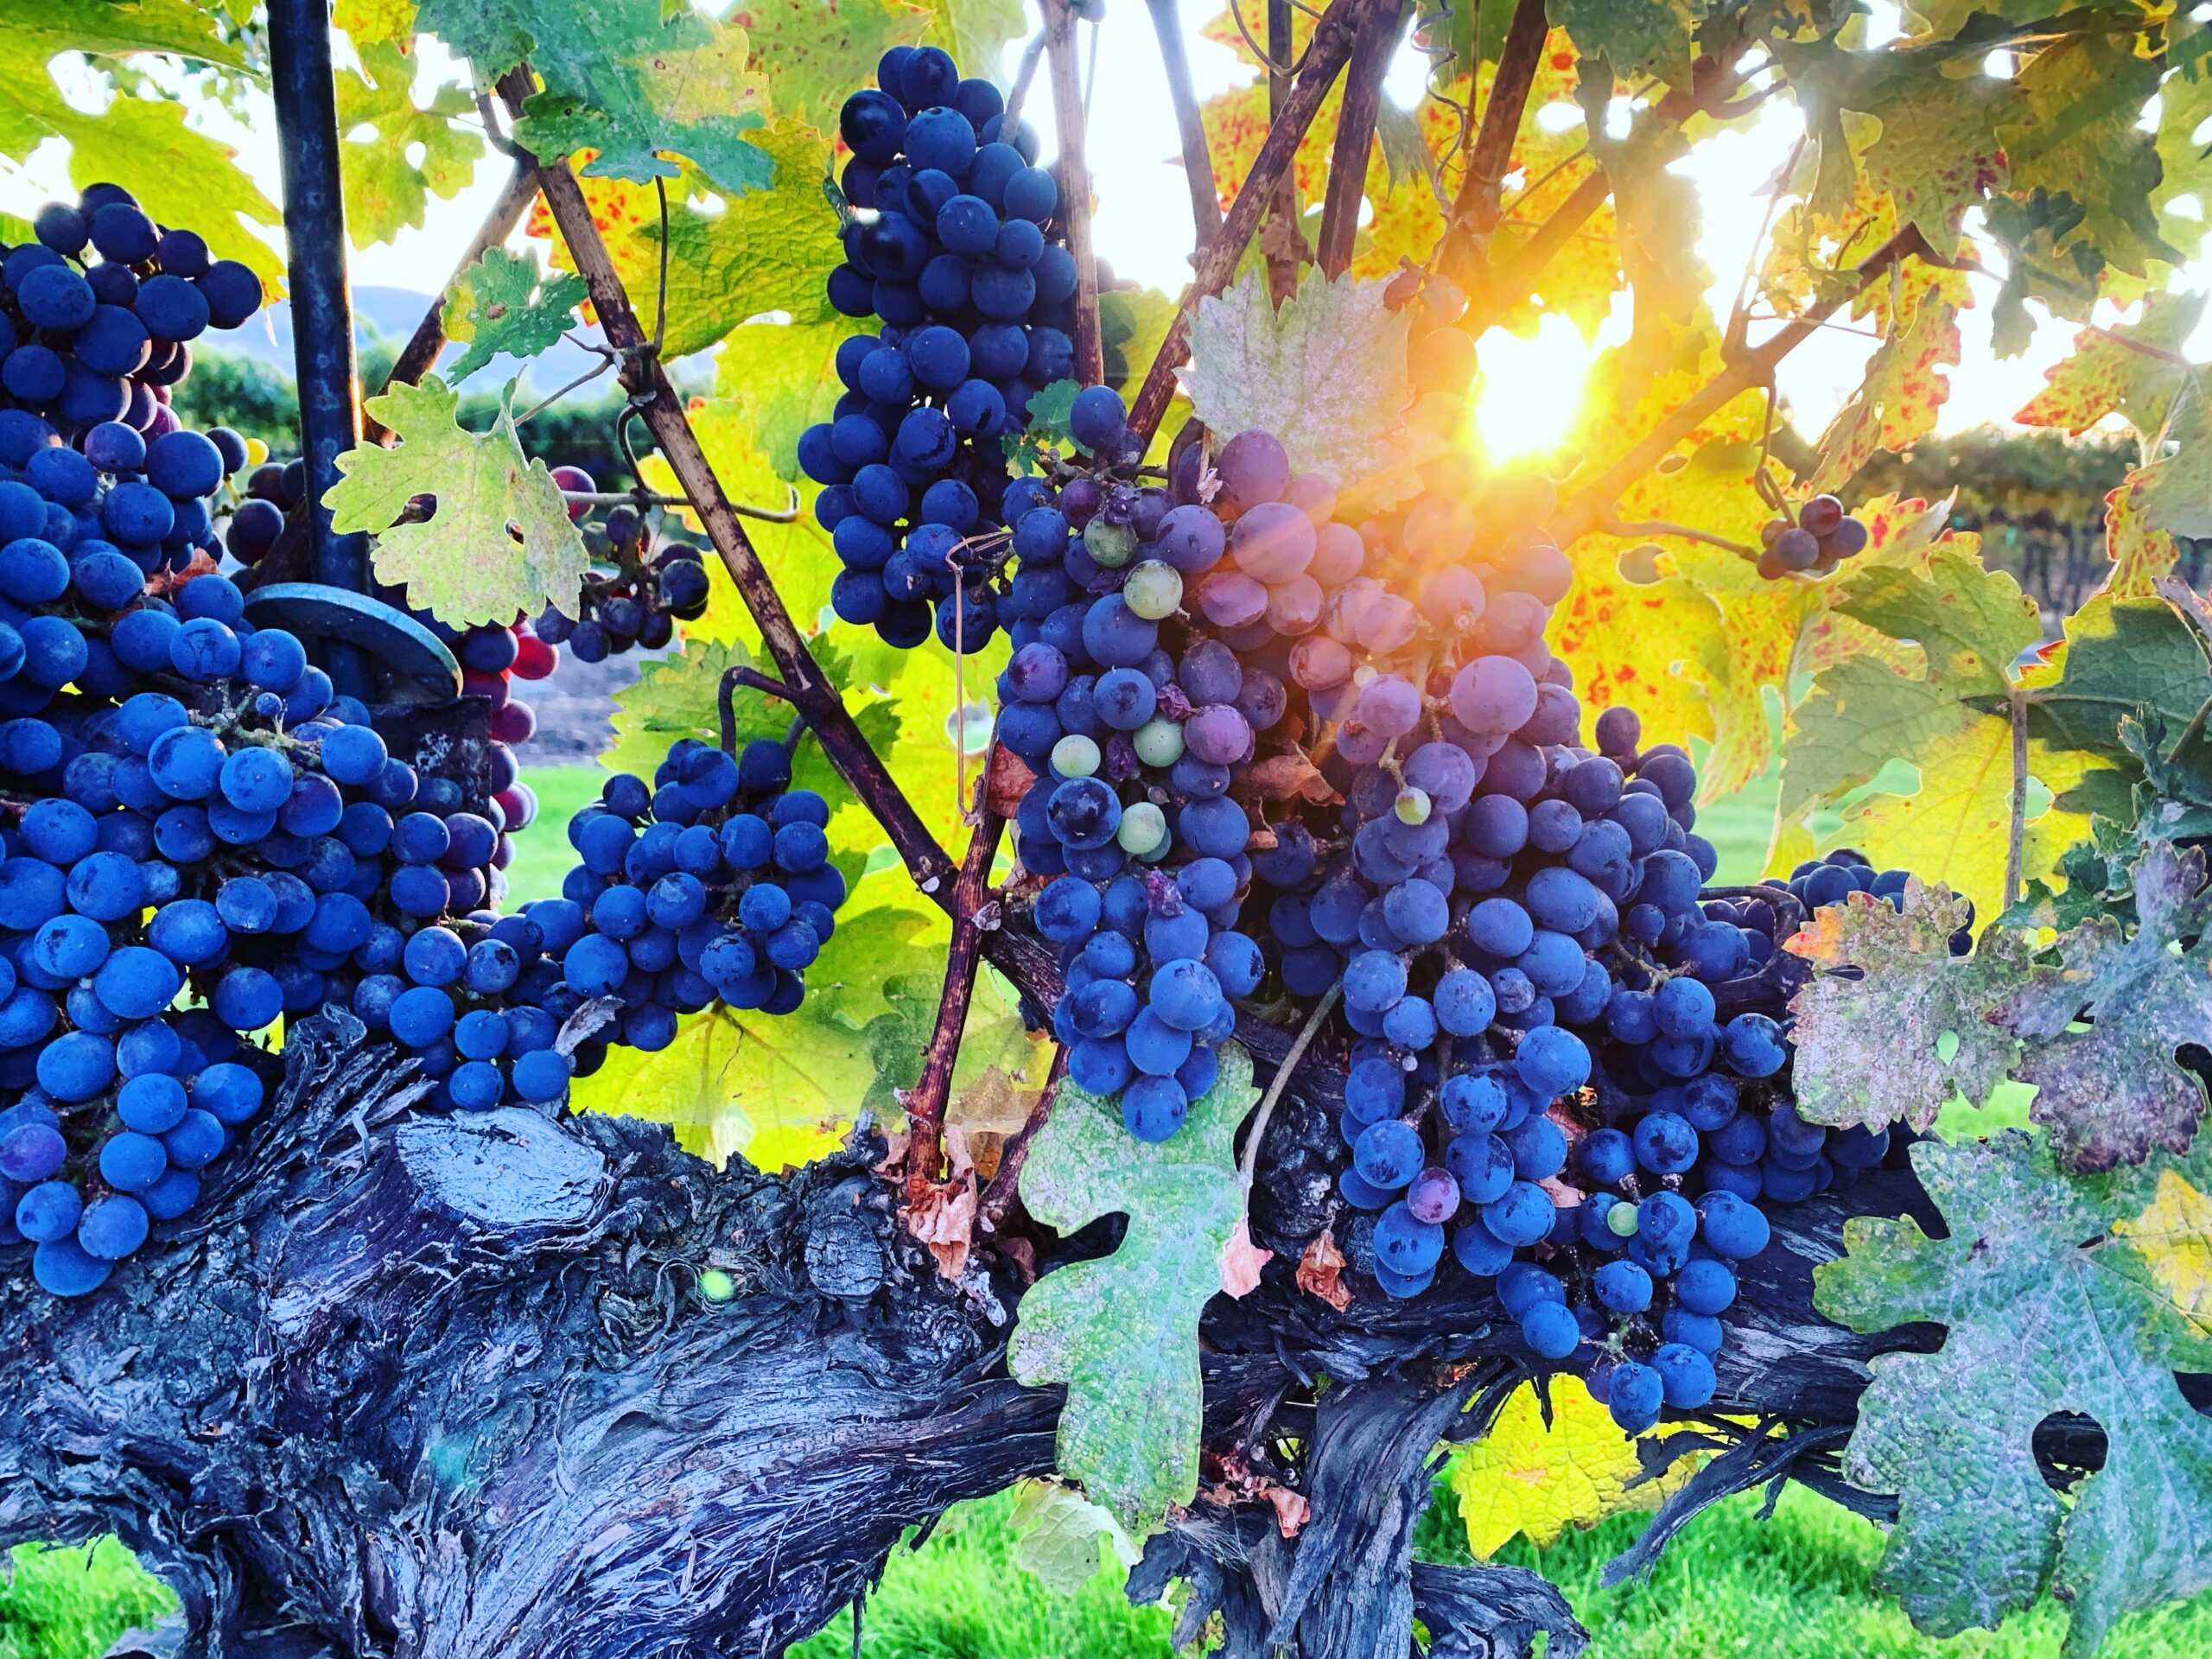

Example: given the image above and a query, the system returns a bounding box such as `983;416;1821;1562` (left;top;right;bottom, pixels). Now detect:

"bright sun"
1470;312;1604;461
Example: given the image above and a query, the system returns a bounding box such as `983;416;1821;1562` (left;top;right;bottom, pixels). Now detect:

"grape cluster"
1756;493;1869;581
531;480;711;661
0;186;262;450
990;398;1922;1434
810;43;1080;654
545;736;850;1052
1783;847;1970;951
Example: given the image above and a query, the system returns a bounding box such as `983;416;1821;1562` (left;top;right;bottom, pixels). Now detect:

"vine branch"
1551;227;1934;548
1432;0;1548;287
1147;0;1224;252
1129;0;1378;442
1317;0;1408;277
1264;0;1303;304
364;156;541;441
901;807;1007;1205
1043;0;1104;387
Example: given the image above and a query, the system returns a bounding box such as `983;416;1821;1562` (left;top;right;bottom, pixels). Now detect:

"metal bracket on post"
266;0;372;701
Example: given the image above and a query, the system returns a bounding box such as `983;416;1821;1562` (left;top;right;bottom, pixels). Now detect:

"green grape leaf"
1017;378;1082;463
2024;593;2212;768
2132;431;2212;543
493;0;772;196
1011;1043;1259;1532
1784;883;2029;1133
1550;0;1700;91
0;0;248;170
734;0;931;130
1184;267;1414;502
442;247;588;381
602;635;899;823
410;0;534;80
1099;286;1179;402
2012;292;2205;442
1780;546;2040;815
707;316;863;475
329;375;588;626
1809;275;1961;493
601;123;843;359
1997;31;2173;278
1994;839;2212;1173
336;42;485;249
60;96;285;284
1815;1132;2212;1659
2155;27;2212;260
1009;1480;1141;1594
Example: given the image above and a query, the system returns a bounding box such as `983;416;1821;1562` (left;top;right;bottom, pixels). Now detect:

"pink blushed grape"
1196;570;1268;629
1230;499;1319;582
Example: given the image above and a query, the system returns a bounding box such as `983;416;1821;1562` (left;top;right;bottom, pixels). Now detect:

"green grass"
507;766;608;906
0;1541;174;1659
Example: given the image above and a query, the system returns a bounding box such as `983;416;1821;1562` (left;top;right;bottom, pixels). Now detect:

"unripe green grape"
1084;517;1138;569
1606;1199;1638;1237
1395;786;1432;825
700;1268;736;1301
1052;734;1101;778
1132;715;1185;767
1117;801;1167;857
1122;559;1183;620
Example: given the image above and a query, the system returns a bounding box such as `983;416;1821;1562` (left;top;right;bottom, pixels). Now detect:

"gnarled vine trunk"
0;1012;1948;1659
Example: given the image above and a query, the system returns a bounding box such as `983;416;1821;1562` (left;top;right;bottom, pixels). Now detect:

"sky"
0;6;2167;457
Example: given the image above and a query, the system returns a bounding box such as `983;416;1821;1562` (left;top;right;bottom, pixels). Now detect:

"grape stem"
901;808;1007;1215
512;75;964;912
1144;0;1224;252
978;1044;1069;1229
1317;0;1410;278
1605;518;1758;558
1042;0;1106;387
1238;982;1342;1194
1003;27;1050;126
716;665;802;754
1128;0;1381;442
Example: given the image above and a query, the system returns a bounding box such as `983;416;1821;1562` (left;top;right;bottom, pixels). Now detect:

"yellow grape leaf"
1548;559;1724;758
2111;1169;2212;1338
1809;269;1965;493
2012;292;2205;443
329;376;589;626
918;0;1027;83
2102;478;2182;599
334;0;417;48
734;0;931;130
60;98;285;287
1854;57;2018;257
2156;29;2212;260
336;42;486;249
1446;1376;1699;1558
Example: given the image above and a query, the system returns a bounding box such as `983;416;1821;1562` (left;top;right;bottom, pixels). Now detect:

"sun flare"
1470;313;1602;461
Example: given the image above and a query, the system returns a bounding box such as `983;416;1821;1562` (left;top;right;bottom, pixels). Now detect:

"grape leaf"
2154;29;2212;260
336;42;485;249
2132;427;2212;542
1997;32;2172;278
334;0;418;48
1994;840;2212;1173
705;316;863;476
328;376;588;626
1808;271;1962;493
1008;1479;1141;1594
1815;1132;2212;1659
486;0;772;196
58;96;285;284
1853;56;2018;256
543;122;842;360
409;0;532;80
732;0;930;130
1100;287;1179;402
442;247;587;381
1550;0;1700;91
2024;593;2212;766
918;0;1027;83
1011;1043;1259;1532
1183;267;1414;506
601;635;899;819
1446;1377;1699;1559
1575;58;1705;322
2012;293;2205;442
1780;547;2039;817
1784;883;2030;1134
